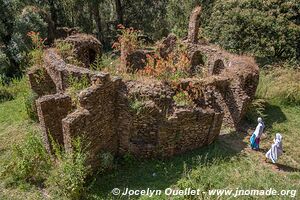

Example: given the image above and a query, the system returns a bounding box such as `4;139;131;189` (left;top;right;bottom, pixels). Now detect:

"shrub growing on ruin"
55;40;75;59
139;41;190;82
112;25;142;53
173;91;194;107
90;54;118;74
129;97;145;115
46;137;90;200
98;152;114;171
54;40;83;66
27;31;46;67
67;75;90;106
244;98;267;124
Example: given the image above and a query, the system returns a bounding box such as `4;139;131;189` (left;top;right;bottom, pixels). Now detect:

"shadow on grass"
264;102;287;128
242;101;287;132
274;163;300;173
87;134;244;199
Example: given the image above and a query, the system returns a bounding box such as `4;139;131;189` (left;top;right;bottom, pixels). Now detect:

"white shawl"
266;133;283;163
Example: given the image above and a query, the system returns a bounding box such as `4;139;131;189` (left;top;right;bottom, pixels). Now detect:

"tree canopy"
0;0;299;82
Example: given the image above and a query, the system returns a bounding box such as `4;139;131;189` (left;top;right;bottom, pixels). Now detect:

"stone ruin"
28;6;259;170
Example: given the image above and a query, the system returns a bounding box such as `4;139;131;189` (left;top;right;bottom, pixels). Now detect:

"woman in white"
265;133;283;163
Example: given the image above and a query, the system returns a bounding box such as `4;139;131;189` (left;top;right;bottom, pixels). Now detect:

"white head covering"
266;133;283;163
258;117;263;123
274;133;282;146
254;117;265;138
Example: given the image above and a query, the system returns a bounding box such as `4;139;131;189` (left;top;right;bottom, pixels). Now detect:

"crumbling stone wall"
28;6;259;169
64;34;102;67
187;6;202;43
63;76;121;167
36;94;72;153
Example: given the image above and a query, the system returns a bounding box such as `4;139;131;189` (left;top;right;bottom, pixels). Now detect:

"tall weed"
46;137;90;200
0;132;51;186
256;68;300;105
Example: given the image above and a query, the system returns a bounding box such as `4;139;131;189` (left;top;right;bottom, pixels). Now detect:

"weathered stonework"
64;34;102;67
187;6;202;43
28;7;259;170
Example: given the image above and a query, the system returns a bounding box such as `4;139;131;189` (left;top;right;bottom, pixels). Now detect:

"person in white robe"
265;133;283;163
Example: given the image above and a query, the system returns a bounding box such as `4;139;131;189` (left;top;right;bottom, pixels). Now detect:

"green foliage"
244;98;267;124
55;40;84;66
90;54;116;72
166;0;197;37
122;153;137;166
173;91;194;106
46;137;90;200
24;90;38;121
0;131;51;186
67;75;90;105
99;152;114;171
205;0;300;62
129;97;144;114
55;40;74;59
68;75;90;92
166;0;215;37
0;50;11;84
0;87;14;103
122;0;169;40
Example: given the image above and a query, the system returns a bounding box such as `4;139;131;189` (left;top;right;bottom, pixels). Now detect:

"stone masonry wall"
36;94;72;153
62;76;121;168
28;32;259;170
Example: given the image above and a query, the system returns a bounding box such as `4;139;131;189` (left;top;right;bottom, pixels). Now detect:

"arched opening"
88;48;97;65
212;59;225;75
190;51;205;75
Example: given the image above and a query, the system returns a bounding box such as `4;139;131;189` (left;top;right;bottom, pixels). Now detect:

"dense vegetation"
1;0;299;83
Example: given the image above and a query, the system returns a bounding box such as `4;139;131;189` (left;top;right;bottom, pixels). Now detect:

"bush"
129;97;145;115
99;152;114;171
205;0;300;62
0;88;14;103
24;90;39;121
0;132;51;186
139;41;190;82
173;91;194;107
46;137;90;200
67;75;90;106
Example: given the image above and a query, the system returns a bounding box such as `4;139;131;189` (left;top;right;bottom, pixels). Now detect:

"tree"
115;0;123;25
205;0;300;62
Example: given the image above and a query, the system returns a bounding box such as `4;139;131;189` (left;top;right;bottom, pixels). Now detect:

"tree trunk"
48;0;58;28
92;1;103;43
88;1;94;33
115;0;123;25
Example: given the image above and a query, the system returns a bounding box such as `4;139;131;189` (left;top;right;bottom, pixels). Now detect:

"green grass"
0;71;299;199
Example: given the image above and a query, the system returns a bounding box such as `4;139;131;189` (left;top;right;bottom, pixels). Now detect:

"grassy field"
0;70;299;199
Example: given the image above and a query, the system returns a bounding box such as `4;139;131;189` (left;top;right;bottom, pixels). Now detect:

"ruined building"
28;7;259;169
